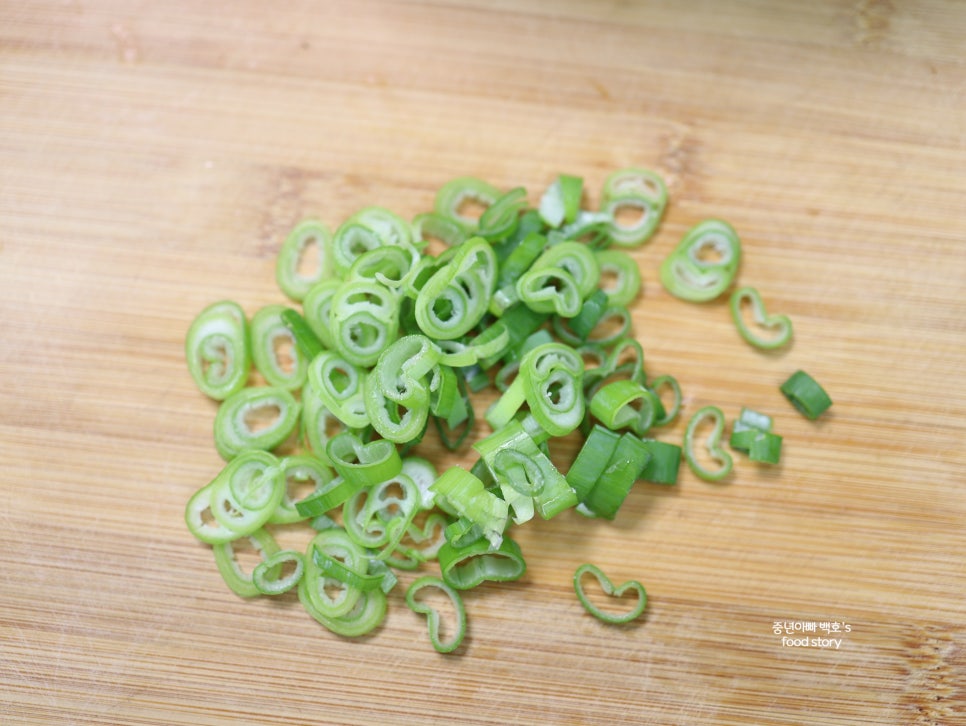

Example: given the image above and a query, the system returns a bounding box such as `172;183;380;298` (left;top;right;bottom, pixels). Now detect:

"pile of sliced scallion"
184;168;832;652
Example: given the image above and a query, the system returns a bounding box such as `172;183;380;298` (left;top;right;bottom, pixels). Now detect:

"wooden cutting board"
2;1;964;723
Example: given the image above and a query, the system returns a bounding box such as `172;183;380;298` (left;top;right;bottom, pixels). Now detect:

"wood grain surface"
2;1;965;724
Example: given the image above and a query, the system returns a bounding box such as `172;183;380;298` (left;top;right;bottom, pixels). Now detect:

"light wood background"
2;1;964;724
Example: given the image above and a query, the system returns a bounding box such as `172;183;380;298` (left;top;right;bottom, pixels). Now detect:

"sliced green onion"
599;167;667;247
781;369;833;420
590;379;662;436
405;576;467;653
385;511;449;569
729;286;793;350
582;337;646;398
330;206;415;280
300;529;388;635
567;289;610;341
649;374;682;427
350;206;415;250
185;300;251;401
559;210;612;248
437;327;510;367
311;547;396;593
573;563;647;624
276;219;332;302
306;351;369;429
429;365;467;428
683;405;733;482
185;165;826;650
478;304;550;371
478;187;527;242
516;242;599;319
326;431;402;489
580;433;650;519
538;174;583;228
269;454;335;525
495;231;546;290
415;236;496;340
185;452;284;545
517;266;582;317
731;429;783;464
300;528;368;618
195;487;266;549
501;208;545;253
213;527;281;598
595;249;642;307
249;305;309;390
524;344;585;436
729;405;774;456
347;244;417;289
330;221;381;281
474;420;576;523
294;476;359;517
342;473;421;556
280;308;325;360
184;482;237;545
438;535;526;590
301;278;341;351
553;305;631;347
484;372;525;431
299;390;345;466
733;406;773;435
638;439;681;485
430;467;509;549
364;335;442;443
301;582;387;637
330;278;400;367
434;177;501;233
566;425;621;502
660;219;741;302
444;516;486;548
432;376;475;451
607;338;648;382
412;212;467;249
401;456;440;509
213;386;301;460
209;451;286;535
253;549;305;595
400;260;442;310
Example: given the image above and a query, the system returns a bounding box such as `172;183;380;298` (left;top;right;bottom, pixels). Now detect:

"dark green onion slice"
781;369;833;420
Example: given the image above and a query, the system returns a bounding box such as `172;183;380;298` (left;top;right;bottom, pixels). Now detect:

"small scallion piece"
573;563;647;624
781;369;833;420
185;300;251;401
660;219;741;302
683;405;733;482
729;286;793;350
405;576;467;654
